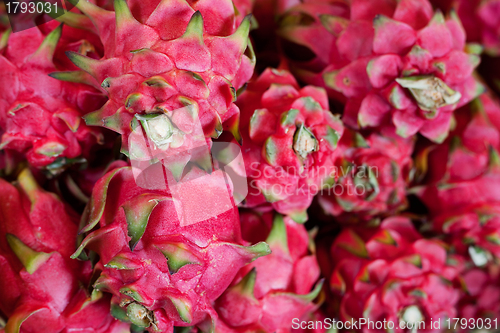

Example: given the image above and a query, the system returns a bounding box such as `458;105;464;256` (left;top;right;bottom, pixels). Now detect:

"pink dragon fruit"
459;264;500;325
416;99;500;258
415;93;500;215
432;204;500;265
330;217;462;331
432;0;500;57
210;212;323;333
318;127;414;222
425;92;500;182
53;0;255;178
71;166;270;332
413;93;500;268
0;168;129;333
237;68;344;222
278;0;484;142
0;25;107;169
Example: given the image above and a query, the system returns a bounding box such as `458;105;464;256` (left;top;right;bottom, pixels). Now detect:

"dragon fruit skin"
0;26;107;168
412;93;500;267
415;161;500;252
433;0;500;57
432;204;500;263
436;250;500;326
330;217;462;332
426;92;500;183
318;127;414;222
72;166;270;332
415;93;500;216
278;0;484;143
54;0;254;166
459;264;500;324
105;0;252;26
237;68;344;222
0;169;129;333
211;212;323;333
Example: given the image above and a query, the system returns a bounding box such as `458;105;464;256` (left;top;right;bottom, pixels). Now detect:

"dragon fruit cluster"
1;0;500;332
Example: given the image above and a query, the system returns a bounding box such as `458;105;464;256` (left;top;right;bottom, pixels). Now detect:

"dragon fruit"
0;25;107;169
415;93;500;215
277;0;484;142
443;93;500;182
53;0;254;179
71;166;270;332
412;94;500;269
432;0;500;57
210;212;323;333
237;68;344;222
459;264;500;325
330;217;462;331
0;168;128;333
410;94;500;265
318;128;414;222
432;204;500;265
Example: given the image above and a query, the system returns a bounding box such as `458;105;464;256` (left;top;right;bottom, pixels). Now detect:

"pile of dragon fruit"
2;0;500;332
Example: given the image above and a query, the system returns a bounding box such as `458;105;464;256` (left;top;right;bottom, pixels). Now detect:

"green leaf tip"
184;11;204;40
168;296;192;323
0;29;11;50
17;168;41;205
265;214;289;252
31;24;62;64
48;71;95;86
156;242;201;274
301;278;324;302
65;51;99;79
122;194;166;250
105;254;141;270
6;234;52;274
114;0;135;26
245;241;272;261
230;14;251;50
